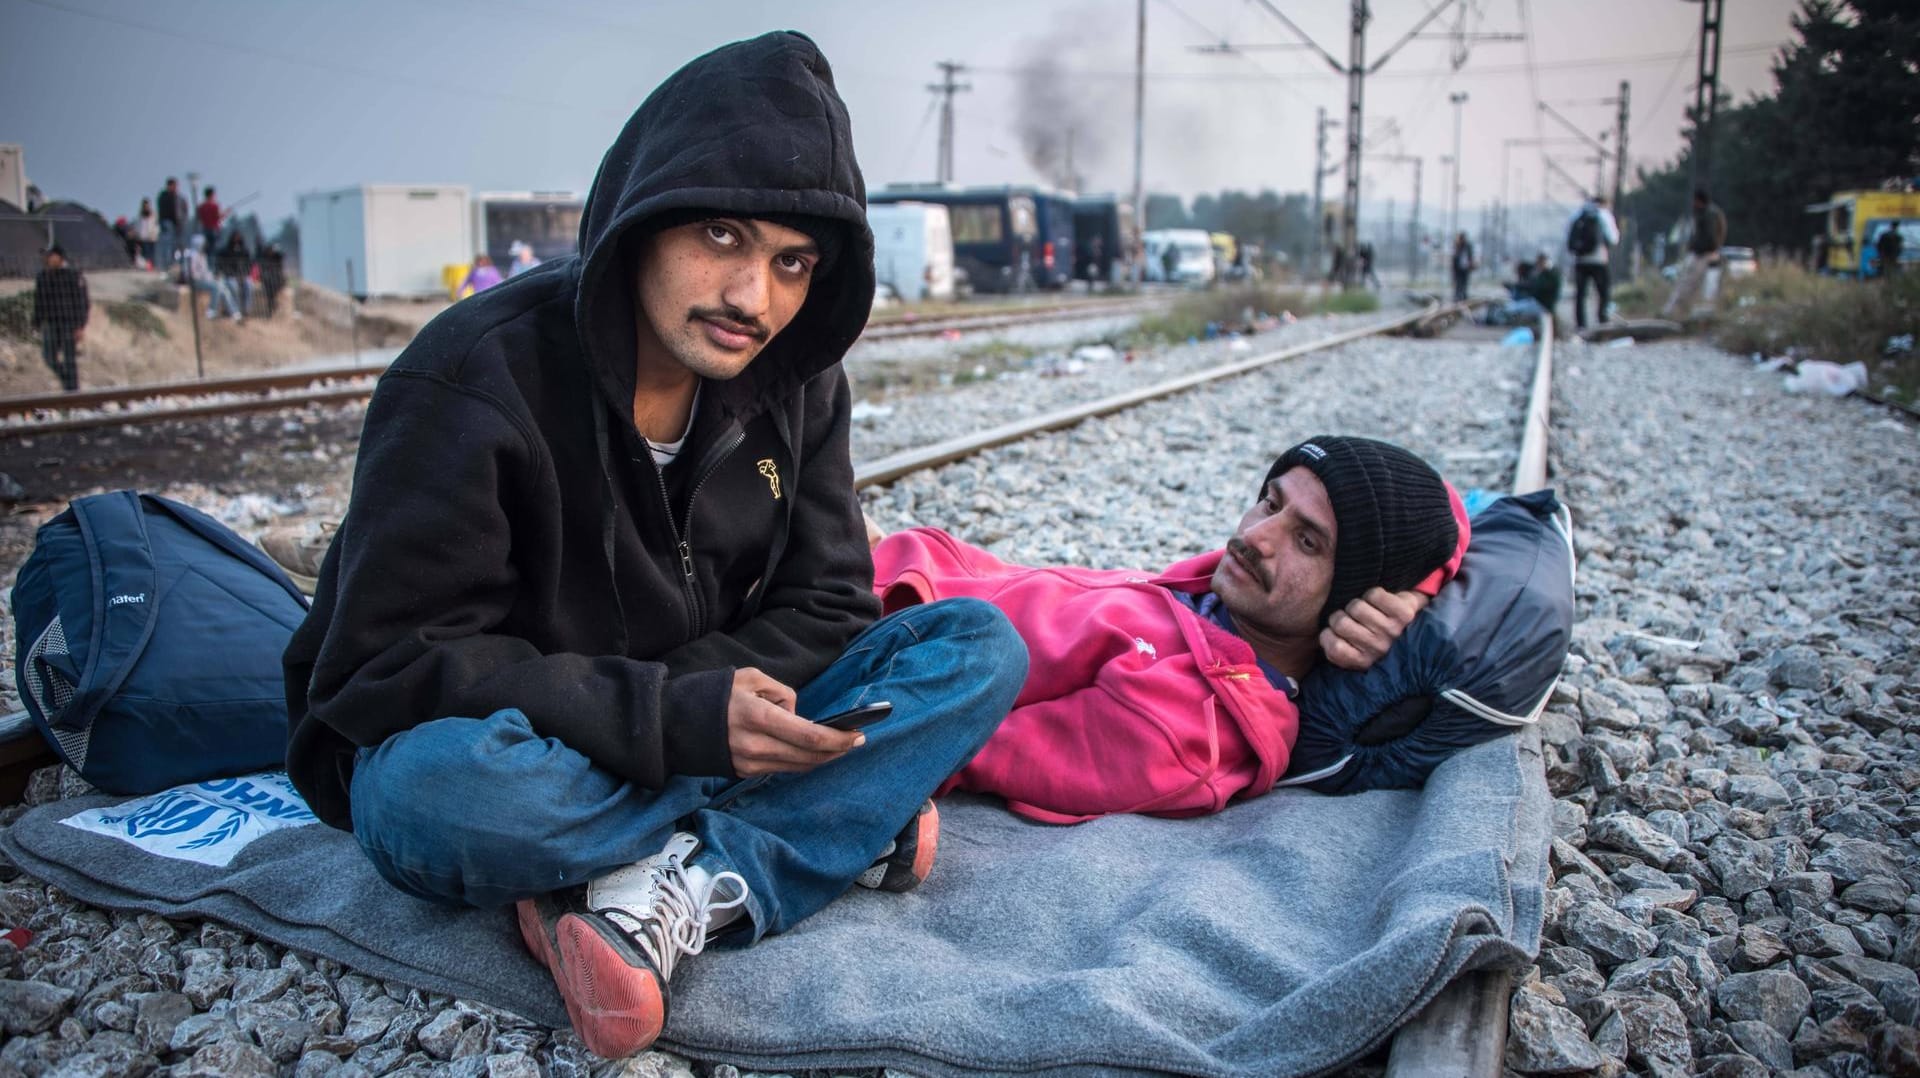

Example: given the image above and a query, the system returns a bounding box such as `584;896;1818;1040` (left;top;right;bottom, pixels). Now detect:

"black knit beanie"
1263;436;1459;624
643;207;844;278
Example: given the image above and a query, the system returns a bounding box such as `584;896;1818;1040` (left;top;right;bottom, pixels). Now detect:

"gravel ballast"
1;328;1916;1078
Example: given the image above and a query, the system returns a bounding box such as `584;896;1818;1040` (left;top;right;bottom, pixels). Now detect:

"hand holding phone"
817;700;894;731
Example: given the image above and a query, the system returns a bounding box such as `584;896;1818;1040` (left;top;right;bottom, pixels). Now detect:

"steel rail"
0;298;1168;437
854;301;1461;489
1385;312;1556;1078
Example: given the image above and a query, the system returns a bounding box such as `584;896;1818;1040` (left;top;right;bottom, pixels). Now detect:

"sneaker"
257;521;336;594
516;833;747;1059
856;799;939;893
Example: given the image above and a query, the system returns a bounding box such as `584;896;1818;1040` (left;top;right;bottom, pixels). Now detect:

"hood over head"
574;31;875;421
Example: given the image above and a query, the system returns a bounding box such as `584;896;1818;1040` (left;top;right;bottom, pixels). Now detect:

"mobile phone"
817;701;894;731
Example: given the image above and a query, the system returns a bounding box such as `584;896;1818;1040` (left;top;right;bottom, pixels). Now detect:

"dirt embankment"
0;270;445;395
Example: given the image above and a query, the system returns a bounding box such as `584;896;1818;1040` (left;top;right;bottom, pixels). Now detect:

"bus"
872;184;1077;293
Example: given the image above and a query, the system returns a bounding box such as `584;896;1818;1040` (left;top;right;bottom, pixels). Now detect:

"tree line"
1621;0;1918;258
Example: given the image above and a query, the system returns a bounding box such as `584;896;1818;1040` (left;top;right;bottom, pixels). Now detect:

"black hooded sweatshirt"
284;31;881;831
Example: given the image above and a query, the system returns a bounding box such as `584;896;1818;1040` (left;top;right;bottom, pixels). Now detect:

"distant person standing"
1358;241;1381;290
133;198;160;270
32;246;88;392
259;243;287;317
1566;194;1620;330
218;233;254;319
156;178;187;270
1661;187;1727;319
1451;233;1476;302
1876;223;1904;278
458;252;503;296
1160;242;1179;284
197;185;224;250
506;240;542;278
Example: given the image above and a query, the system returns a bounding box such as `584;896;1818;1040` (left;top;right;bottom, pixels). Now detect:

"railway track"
0;296;1167;439
0;298;1550;1076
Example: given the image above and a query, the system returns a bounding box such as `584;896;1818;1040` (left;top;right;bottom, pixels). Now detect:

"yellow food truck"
1807;189;1920;278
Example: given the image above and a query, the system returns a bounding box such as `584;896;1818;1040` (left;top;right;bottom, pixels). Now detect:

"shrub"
1130;285;1312;343
1712;260;1920;403
104;300;169;340
1319;290;1381;314
0;291;33;342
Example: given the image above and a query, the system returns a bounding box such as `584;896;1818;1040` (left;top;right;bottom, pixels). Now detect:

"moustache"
1226;537;1269;589
689;306;769;341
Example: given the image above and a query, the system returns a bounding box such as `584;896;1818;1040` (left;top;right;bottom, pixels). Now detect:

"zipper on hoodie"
654;426;746;638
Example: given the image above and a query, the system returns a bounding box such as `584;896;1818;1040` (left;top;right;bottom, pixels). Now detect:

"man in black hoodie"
282;33;1027;1058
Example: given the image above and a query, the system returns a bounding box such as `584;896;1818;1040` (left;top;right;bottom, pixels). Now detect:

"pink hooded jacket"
873;505;1468;824
874;528;1296;823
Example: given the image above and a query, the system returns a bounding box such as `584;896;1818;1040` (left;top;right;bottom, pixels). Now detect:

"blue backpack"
12;492;309;795
1284;490;1576;794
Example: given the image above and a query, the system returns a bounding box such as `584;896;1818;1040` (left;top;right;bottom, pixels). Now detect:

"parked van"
867;201;956;301
1142;229;1216;285
1807;189;1920;278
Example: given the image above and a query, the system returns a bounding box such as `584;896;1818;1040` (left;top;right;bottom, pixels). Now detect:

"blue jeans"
196;277;239;318
158;221;178;271
347;598;1026;940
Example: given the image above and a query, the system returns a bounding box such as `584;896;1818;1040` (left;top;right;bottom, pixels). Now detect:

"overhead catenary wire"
959;42;1774;84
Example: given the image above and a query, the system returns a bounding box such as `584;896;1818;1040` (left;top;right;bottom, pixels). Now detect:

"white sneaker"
514;832;747;1058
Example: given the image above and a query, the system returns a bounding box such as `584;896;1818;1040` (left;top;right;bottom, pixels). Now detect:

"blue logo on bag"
63;772;317;867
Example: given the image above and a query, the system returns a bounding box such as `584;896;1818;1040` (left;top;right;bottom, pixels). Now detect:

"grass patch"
1711;261;1920;402
1129;285;1312;344
104;300;169;340
1127;285;1389;344
1319;290;1380;314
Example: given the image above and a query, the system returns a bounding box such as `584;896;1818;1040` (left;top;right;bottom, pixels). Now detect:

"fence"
2;243;427;397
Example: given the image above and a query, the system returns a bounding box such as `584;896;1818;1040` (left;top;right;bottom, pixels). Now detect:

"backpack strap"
55;492;163;731
141;494;311;610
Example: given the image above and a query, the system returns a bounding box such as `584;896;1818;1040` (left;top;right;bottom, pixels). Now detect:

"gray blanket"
1;732;1548;1077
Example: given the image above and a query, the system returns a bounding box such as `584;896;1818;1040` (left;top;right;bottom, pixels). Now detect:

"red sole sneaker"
860;800;941;893
551;911;668;1058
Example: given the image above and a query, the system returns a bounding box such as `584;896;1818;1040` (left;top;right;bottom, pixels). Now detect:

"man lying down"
871;434;1471;823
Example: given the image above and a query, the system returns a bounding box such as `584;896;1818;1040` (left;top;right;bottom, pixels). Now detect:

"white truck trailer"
297;184;470;298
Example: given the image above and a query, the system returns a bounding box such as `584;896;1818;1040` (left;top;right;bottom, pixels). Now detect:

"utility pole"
1613;79;1631;276
928;61;971;184
1409;156;1421;285
1312;107;1338;280
1247;0;1503;287
1685;0;1724;195
1448;92;1468;243
1367;152;1422;285
1338;1;1369;288
1131;0;1146;286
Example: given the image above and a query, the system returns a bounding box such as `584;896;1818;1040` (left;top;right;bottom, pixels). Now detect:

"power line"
1157;0;1324;109
1633;36;1696;143
961;42;1774;84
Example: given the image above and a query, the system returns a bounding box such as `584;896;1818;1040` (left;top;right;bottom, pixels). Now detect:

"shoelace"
600;860;749;985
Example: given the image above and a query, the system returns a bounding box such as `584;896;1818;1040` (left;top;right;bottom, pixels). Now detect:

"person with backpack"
1566;194;1620;331
279;32;1027;1059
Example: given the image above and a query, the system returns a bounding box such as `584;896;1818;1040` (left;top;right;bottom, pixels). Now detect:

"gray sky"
5;0;1802;228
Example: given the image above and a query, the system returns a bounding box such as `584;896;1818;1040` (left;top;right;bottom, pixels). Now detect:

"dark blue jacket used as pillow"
1284;489;1575;794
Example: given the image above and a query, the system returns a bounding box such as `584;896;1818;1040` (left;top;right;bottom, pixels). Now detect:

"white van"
868;202;956;301
1142;228;1217;285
